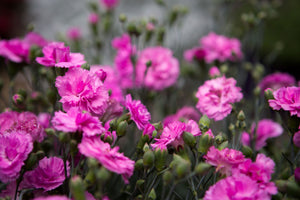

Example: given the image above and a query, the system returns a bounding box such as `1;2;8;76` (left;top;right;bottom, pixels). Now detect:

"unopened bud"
198;134;213;154
87;158;99;169
136;179;145;191
127;23;141;37
84;170;96;187
135;159;144;171
148;188;156;200
153;122;163;130
199;115;210;132
119;14;127;23
183;132;196;147
241;145;253;158
237;110;245;121
143;150;155;168
154;149;167;171
217;141;228;150
70;139;78;156
195;163;212;175
253;86;261;96
36;150;45;160
58;132;70;143
96;167;110;182
116;121;128;137
70;176;86;200
24;153;38;170
81;63;90;70
220;64;228;74
163;171;173;185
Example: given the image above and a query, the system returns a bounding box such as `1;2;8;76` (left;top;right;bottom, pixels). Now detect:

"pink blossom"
78;136;134;184
269;86;300;117
195;76;243;121
0;131;33;183
293;129;300;148
37;112;51;129
241;119;283;150
259;72;295;92
183;47;205;62
100;0;119;9
135;46;180;90
151;120;200;150
67;27;82;40
200;32;243;63
89;12;99;24
146;23;155;31
125;94;151;130
36;42;86;68
33;196;70;200
163;106;200;126
55;67;109;116
22;157;70;191
209;66;221;77
112;34;135;89
52;107;105;137
0;111;45;142
143;123;155;139
23;32;48;47
204;146;245;176
295;167;300;182
204;173;263;200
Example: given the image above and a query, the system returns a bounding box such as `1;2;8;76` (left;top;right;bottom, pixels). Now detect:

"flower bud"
135;159;144;171
70;176;86;200
143;150;155;168
35;150;45;160
127;23;141;37
153;121;163;131
197;134;213;154
241;145;253;158
154;149;167;171
70;139;78;156
81;63;90;70
119;13;127;23
183;132;196;147
195;163;212;175
295;167;300;183
84;170;96;187
156;27;165;45
293;131;300;148
215;134;226;145
148;188;156;200
253;86;261;97
136;179;145;191
163;171;173;185
220;64;228;74
24;153;38;170
199;115;210;133
12;94;24;107
264;88;274;100
58;132;70;143
96;167;110;182
237;110;245;121
87;158;99;169
217;141;229;150
116;121;128;137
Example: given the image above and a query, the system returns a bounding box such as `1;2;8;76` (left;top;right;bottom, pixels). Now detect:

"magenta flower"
37;112;51;129
125;94;151;130
151;120;201;150
143;124;155;139
52;107;105;137
78;136;135;184
135;46;180;91
0;111;45;142
241;119;283;150
112;34;135;89
269;86;300;117
89;13;99;24
183;47;205;62
259;72;295;92
22;157;70;191
66;27;82;41
100;0;119;10
195;76;243;121
208;66;221;78
295;167;300;182
204;173;261;200
204;146;245;176
33;196;70;200
0;131;33;183
163;106;200;126
55;67;109;116
36;42;86;68
23;32;48;48
293;129;300;148
200;32;243;63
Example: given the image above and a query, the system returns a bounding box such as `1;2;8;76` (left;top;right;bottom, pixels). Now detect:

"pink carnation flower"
100;0;119;10
112;34;135;89
269;86;300;117
37;112;51;129
204;173;262;200
200;32;243;63
135;46;180;90
22;157;70;191
33;196;70;200
55;67;109;116
0;131;33;183
78;136;134;184
89;12;99;24
208;66;221;78
183;47;205;62
295;167;300;182
163;106;200;126
151;120;201;150
241;119;283;150
259;72;295;92
52;107;106;137
36;42;86;68
195;76;243;121
293;128;300;148
0;111;45;142
204;146;245;176
125;94;151;130
66;27;82;41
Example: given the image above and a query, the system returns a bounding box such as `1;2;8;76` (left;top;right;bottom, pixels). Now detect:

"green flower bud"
81;63;90;70
84;170;96;187
156;27;165;45
153;122;163;130
96;167;110;182
146;60;152;68
237;110;245;121
135;195;143;200
87;158;99;169
163;171;173;185
35;150;45;160
176;162;190;179
275;180;287;193
195;163;212;175
58;132;70;143
136;179;145;191
217;141;228;150
143;143;150;152
152;130;158;138
24;153;38;170
109;118;117;130
116;121;128;137
183;132;196;147
119;13;127;23
70;176;86;200
253;86;261;97
143;150;155;168
215;134;226;145
199;115;210;132
148;188;156;200
103;136;113;144
70;139;78;156
198;134;213;154
241;145;253;158
135;159;144;171
127;22;141;37
220;64;228;74
154;149;167;171
264;88;274;100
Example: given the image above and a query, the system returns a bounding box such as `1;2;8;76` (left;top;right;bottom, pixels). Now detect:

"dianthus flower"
195;76;243;121
293;127;300;148
0;111;45;142
0;131;33;183
78;136;134;184
135;46;180;91
100;0;119;10
88;12;99;24
268;86;300;117
204;146;245;176
241;119;283;150
52;107;106;137
36;42;86;68
33;196;70;200
0;32;47;63
66;27;82;41
151;120;201;150
22;157;70;191
208;66;221;78
259;72;295;92
125;94;151;130
200;32;243;63
183;47;206;62
112;34;135;89
55;67;109;116
163;106;200;126
204;173;263;200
